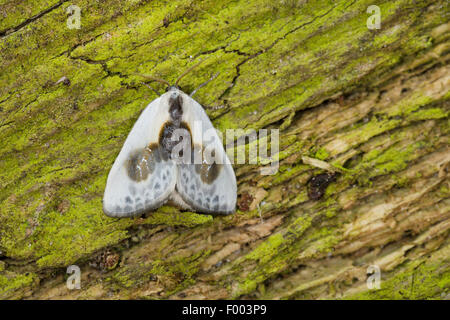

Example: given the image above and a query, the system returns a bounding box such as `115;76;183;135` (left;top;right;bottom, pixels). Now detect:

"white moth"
103;84;237;217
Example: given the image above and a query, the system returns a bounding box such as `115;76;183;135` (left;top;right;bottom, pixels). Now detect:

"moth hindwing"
103;87;237;217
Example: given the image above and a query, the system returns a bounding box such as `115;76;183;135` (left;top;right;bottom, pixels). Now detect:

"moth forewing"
176;92;237;214
103;96;176;217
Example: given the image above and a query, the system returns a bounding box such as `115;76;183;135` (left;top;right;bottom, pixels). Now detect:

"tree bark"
0;0;448;299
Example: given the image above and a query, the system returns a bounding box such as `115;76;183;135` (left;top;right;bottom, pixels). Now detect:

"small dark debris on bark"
55;76;71;86
238;192;253;211
308;172;337;200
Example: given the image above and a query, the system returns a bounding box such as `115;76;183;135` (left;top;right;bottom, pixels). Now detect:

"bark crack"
0;0;70;38
218;4;338;101
68;54;129;81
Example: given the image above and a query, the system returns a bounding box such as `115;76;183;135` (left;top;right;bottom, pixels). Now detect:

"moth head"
136;58;208;95
166;84;181;92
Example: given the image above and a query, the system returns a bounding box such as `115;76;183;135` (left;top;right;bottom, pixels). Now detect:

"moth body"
103;86;237;217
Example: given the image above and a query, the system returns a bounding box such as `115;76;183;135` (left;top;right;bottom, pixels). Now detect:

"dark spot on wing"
126;147;157;182
191;145;222;184
159;122;192;160
195;162;222;184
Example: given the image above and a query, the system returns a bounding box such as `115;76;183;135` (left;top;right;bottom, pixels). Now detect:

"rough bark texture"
0;0;449;299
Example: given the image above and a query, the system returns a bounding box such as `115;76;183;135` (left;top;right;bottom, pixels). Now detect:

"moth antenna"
190;72;220;97
134;73;170;87
175;58;208;86
141;82;161;96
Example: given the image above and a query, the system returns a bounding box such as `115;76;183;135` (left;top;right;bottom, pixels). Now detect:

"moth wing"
176;93;237;214
103;97;177;217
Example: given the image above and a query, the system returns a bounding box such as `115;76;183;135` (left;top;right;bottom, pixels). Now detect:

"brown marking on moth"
195;162;222;184
126;146;157;182
159;121;193;160
168;93;183;124
194;146;223;184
